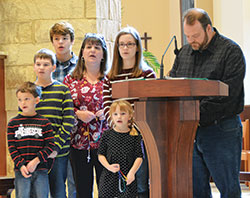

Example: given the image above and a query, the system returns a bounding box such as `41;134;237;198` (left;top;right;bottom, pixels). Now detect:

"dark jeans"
49;156;68;198
67;159;76;198
193;115;242;198
70;147;103;198
136;141;149;194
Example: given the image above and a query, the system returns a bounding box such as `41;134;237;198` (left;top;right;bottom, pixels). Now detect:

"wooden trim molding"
0;55;7;176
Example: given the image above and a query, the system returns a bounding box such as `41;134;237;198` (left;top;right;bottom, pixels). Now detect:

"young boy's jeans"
67;159;76;198
49;155;68;198
15;169;49;198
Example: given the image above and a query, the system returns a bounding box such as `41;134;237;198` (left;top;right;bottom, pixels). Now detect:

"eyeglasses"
118;43;136;48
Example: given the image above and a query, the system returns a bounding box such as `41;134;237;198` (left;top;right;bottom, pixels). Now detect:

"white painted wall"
242;0;250;104
213;0;250;104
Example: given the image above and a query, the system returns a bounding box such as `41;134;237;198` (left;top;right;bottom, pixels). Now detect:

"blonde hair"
109;100;138;136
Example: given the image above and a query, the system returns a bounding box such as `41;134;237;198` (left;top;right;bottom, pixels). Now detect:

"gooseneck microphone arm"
160;35;177;79
174;35;179;56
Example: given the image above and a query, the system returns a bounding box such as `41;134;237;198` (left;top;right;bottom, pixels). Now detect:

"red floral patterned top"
64;74;109;150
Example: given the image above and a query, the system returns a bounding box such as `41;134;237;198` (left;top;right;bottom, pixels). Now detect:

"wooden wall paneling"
0;55;7;176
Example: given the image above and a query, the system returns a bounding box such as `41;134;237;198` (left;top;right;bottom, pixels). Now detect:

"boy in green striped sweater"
33;48;74;198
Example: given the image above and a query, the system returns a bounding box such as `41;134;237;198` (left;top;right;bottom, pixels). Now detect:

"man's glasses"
118;43;136;48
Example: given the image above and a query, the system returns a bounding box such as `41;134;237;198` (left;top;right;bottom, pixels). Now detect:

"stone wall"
0;0;121;176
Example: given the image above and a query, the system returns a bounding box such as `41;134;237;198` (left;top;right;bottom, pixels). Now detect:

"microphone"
174;36;179;55
160;35;179;79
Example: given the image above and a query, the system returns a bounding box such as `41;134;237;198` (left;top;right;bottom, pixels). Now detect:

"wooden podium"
112;79;228;198
0;177;14;198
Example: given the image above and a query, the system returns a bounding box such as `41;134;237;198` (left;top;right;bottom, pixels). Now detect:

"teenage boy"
7;81;56;198
49;21;77;198
49;21;78;83
33;48;74;198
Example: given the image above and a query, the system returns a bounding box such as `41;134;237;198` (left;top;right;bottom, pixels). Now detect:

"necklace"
86;119;103;163
118;170;127;193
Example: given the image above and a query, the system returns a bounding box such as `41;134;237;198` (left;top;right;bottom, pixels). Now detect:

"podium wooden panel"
112;79;228;198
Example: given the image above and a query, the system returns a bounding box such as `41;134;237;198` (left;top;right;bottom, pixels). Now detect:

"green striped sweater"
36;81;74;157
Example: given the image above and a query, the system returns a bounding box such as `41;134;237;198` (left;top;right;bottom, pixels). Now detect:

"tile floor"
93;182;250;198
211;182;250;197
9;181;250;197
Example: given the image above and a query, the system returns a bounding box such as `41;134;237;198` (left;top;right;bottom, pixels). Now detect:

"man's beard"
190;32;209;51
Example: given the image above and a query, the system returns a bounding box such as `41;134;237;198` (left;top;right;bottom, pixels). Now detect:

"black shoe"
137;191;149;198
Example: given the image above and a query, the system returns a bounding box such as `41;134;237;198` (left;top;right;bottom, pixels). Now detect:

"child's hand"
126;171;135;185
20;165;31;178
26;157;40;173
76;110;96;123
95;110;105;121
108;163;120;173
48;151;58;158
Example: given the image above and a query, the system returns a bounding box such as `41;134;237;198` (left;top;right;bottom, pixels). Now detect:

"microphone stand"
160;35;177;79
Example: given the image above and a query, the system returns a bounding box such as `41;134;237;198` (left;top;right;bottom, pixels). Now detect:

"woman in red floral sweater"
63;33;109;198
